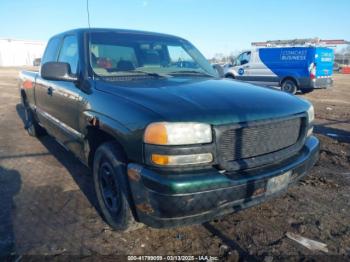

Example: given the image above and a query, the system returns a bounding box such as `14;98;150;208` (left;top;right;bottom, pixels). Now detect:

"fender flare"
224;73;236;78
80;111;140;164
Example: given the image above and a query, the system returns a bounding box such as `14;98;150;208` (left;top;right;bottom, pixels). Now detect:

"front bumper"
127;136;319;228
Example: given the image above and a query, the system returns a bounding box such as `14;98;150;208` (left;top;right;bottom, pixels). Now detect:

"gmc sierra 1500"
19;28;319;231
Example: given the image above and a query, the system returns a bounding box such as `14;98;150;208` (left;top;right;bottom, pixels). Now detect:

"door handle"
47;87;53;96
243;65;250;69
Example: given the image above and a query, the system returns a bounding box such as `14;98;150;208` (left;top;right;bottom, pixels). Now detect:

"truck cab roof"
51;28;184;41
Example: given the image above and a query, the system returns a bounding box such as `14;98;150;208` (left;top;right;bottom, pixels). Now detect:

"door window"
58;35;79;74
41;37;61;64
237;51;251;66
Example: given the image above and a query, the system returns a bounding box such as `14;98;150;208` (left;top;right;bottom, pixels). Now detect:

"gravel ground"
0;68;349;261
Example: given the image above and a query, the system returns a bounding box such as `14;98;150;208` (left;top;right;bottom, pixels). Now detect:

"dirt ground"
0;68;349;261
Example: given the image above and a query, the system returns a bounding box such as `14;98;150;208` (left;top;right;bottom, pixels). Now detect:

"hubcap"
99;161;121;213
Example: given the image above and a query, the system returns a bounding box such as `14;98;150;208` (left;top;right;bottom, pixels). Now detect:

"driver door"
37;34;83;156
233;51;251;81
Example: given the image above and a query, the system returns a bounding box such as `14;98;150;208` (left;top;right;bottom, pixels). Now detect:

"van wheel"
93;141;143;232
23;105;46;137
281;79;297;94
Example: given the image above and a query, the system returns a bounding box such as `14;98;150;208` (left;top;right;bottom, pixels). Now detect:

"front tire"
225;74;235;79
281;79;297;94
93;142;142;231
23;105;46;137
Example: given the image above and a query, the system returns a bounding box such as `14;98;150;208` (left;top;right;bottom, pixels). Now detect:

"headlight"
307;104;315;123
144;122;212;145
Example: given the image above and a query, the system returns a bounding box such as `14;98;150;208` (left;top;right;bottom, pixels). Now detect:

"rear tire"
281;79;297;94
93;141;143;231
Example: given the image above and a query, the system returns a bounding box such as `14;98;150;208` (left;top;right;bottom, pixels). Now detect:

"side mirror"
41;62;78;82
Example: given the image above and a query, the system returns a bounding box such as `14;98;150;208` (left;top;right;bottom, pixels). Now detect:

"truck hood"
95;77;310;125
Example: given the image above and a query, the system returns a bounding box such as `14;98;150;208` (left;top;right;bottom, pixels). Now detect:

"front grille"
216;116;304;171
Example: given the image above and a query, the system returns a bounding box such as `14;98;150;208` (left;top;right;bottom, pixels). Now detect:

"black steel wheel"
98;160;122;214
93;141;143;231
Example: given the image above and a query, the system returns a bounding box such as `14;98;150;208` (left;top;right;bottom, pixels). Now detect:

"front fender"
80;111;144;163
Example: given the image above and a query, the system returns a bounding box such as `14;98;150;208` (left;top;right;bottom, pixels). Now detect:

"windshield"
89;32;218;78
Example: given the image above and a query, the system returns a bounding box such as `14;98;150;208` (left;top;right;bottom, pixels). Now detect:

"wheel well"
86;126;122;168
225;73;235;79
87;126;141;223
281;77;298;88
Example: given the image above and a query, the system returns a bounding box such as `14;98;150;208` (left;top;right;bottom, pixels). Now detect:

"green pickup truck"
19;28;319;231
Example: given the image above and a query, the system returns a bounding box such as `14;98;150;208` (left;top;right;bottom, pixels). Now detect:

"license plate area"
266;171;292;194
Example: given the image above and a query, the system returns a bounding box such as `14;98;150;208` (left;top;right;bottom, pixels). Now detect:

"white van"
223;47;334;94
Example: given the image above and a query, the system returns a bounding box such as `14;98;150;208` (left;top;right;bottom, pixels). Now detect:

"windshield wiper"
103;69;169;78
132;70;170;78
168;70;213;77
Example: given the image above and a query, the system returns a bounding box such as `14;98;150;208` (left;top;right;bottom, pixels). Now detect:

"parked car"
224;47;334;94
333;62;347;72
19;28;319;231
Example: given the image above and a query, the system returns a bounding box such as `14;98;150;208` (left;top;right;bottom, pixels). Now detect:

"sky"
0;0;349;58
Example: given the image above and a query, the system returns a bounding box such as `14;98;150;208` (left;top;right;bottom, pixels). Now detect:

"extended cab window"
58;35;79;74
41;37;61;65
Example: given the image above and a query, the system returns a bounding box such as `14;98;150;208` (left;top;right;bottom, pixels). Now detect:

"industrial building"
0;38;46;66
